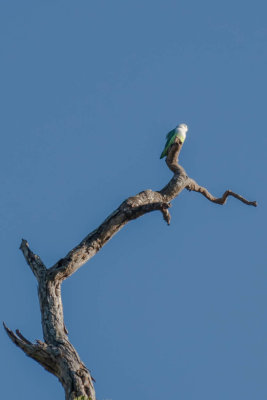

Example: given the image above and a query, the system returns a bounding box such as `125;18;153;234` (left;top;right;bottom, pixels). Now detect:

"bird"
160;123;188;159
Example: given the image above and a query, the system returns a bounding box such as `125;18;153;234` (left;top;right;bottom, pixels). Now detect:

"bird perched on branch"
160;123;188;159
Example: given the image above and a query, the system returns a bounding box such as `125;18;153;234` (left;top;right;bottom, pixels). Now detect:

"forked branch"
3;322;59;376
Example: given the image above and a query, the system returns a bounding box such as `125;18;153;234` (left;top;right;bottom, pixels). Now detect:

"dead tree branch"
186;179;257;206
4;138;257;400
20;238;46;279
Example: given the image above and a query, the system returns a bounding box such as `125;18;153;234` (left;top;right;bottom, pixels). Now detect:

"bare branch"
186;179;257;207
4;322;95;398
19;239;46;279
3;322;59;375
47;143;189;282
3;322;30;349
159;203;171;225
47;199;181;282
15;328;33;345
165;138;184;172
47;140;258;282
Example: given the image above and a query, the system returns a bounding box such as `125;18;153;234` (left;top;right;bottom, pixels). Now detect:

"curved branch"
186;179;257;207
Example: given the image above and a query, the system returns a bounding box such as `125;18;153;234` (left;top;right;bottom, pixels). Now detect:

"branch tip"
15;329;32;345
19;238;28;250
3;322;18;342
19;239;46;278
160;203;171;225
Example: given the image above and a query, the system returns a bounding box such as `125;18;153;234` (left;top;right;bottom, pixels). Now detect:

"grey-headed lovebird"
160;123;188;159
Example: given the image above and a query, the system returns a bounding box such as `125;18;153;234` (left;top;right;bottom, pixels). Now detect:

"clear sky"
0;1;266;399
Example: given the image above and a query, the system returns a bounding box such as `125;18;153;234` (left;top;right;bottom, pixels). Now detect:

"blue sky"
0;1;266;399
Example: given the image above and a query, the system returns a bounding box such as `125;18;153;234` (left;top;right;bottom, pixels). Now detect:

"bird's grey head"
178;123;188;132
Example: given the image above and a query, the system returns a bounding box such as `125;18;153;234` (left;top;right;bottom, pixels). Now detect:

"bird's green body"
160;124;188;159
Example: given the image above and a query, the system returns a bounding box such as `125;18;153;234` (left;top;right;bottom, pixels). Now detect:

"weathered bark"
4;139;257;400
4;240;95;400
